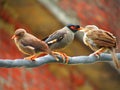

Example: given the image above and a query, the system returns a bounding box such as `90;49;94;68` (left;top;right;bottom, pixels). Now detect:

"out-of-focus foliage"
0;0;120;90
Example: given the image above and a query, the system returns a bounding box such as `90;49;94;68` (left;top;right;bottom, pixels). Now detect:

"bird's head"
11;28;26;39
67;24;81;33
79;25;99;32
85;25;99;30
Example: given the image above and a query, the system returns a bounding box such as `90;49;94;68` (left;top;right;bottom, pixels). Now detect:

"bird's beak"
11;35;16;39
80;27;84;30
78;27;84;30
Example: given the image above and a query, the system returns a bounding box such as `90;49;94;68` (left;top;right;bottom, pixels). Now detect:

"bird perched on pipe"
80;25;120;69
12;28;59;61
43;24;81;63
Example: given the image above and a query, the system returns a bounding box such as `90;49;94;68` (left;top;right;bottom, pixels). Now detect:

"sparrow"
80;25;120;68
12;28;59;61
43;24;80;63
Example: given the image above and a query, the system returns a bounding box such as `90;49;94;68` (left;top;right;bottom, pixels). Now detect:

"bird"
80;25;120;68
43;24;81;63
11;28;59;61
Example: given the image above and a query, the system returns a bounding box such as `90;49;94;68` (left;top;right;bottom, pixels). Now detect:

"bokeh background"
0;0;120;90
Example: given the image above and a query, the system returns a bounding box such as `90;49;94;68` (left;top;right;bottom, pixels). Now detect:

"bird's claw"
61;53;69;64
24;56;36;61
55;57;59;61
53;52;69;64
90;53;100;59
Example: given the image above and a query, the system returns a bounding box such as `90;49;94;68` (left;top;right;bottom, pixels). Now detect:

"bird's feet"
24;55;37;61
24;53;48;61
53;52;69;64
90;52;100;59
90;48;106;59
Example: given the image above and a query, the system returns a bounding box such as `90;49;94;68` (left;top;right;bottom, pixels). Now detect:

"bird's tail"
47;49;59;61
110;48;120;69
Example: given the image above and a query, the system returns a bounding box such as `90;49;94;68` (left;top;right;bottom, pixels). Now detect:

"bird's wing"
87;29;116;47
21;34;48;51
44;30;67;45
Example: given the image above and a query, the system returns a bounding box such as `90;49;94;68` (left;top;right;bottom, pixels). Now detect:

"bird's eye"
70;26;75;30
16;32;24;37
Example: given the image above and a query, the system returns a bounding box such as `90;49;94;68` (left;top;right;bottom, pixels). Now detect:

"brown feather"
12;29;58;61
86;29;116;48
110;48;120;69
82;25;119;68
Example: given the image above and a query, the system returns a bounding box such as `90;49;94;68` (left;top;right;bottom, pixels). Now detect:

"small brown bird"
12;28;58;61
80;25;120;68
43;24;81;63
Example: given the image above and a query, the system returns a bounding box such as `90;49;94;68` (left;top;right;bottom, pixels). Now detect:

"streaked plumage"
80;25;119;68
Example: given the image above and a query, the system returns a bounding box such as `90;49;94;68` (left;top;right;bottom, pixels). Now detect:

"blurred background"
0;0;120;90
